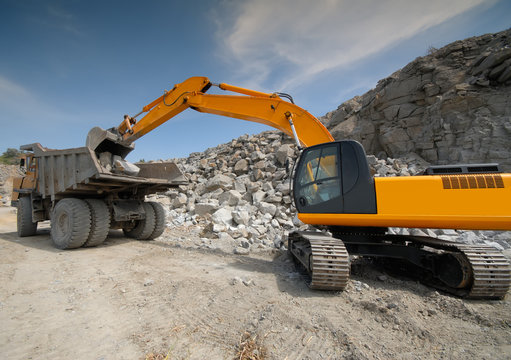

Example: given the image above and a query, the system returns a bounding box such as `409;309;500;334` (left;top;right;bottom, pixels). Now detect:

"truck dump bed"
22;143;187;200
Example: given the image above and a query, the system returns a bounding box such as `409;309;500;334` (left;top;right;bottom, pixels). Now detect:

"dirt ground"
1;206;511;360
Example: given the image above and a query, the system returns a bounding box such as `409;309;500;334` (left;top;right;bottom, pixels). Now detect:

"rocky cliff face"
323;29;511;170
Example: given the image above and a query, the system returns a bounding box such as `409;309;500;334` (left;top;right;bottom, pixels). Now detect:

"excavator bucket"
86;126;186;182
86;126;134;159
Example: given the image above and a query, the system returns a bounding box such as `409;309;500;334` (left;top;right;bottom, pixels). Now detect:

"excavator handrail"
116;76;334;149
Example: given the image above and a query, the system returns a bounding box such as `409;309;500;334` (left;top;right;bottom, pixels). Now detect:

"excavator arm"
87;76;333;158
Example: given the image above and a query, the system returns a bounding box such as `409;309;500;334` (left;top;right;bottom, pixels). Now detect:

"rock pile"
149;131;510;254
323;29;511;170
0;164;23;206
150;131;301;253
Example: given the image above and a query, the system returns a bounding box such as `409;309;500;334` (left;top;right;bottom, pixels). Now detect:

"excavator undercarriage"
288;229;511;299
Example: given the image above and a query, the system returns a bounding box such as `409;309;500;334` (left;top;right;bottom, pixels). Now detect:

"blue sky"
1;0;510;161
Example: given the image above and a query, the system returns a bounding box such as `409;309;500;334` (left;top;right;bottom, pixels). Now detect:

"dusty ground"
1;207;511;360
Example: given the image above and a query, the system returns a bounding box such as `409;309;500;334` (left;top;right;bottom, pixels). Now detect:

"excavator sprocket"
288;231;350;290
456;244;511;299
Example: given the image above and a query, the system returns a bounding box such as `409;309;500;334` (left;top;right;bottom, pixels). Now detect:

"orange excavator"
14;76;511;299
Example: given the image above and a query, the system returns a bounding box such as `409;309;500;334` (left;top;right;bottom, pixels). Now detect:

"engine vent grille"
441;175;505;189
425;163;501;175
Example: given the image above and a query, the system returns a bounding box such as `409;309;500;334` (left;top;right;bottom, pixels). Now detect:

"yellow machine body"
299;173;511;230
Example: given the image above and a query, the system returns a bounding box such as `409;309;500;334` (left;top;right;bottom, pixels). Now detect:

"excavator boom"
87;76;333;157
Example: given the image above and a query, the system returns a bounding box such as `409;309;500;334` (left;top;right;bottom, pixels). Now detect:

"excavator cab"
293;140;377;215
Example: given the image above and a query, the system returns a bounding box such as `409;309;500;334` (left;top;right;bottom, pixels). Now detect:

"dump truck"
12;76;511;299
12;142;186;249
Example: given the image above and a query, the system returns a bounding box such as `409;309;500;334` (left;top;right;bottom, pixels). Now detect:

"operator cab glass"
294;143;343;213
293;140;377;214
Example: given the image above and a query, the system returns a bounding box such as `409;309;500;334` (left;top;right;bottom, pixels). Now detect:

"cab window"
294;144;342;213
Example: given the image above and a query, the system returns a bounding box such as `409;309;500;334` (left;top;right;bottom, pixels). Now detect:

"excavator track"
289;230;511;299
288;231;350;290
380;235;511;299
455;244;511;299
341;232;511;299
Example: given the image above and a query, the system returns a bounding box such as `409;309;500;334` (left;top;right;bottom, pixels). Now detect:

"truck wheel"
123;202;156;240
147;202;166;240
17;196;38;237
51;198;91;249
83;199;110;247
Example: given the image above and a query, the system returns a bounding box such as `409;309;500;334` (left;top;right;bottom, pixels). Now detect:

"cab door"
293;143;343;213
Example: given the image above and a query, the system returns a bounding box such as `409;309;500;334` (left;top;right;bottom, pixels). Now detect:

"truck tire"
147;202;166;240
51;198;91;249
83;199;110;247
123;202;156;240
17;196;38;237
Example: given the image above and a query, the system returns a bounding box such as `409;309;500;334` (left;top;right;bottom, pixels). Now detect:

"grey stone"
410;229;428;237
218;190;242;206
276;144;294;165
275;182;291;196
458;231;479;245
206;174;233;191
273;235;284;249
253;169;264;181
262;182;273;192
234;247;250;255
240;238;250;249
498;65;511;83
252;190;266;203
172;193;187;208
484;240;504;251
258;202;277;217
234;159;249;174
232;209;250;226
251;150;265;161
194;202;219;216
212;207;233;226
234;177;249;193
265;194;282;203
247;182;261;193
253;160;266;169
218;232;235;242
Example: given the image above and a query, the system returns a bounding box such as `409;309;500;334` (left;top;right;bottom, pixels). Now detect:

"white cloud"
26;3;85;37
0;76;31;98
0;75;78;126
216;0;491;91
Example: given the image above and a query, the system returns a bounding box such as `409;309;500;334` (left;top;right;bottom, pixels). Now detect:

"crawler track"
389;235;511;299
456;244;511;299
288;230;511;299
288;231;350;291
